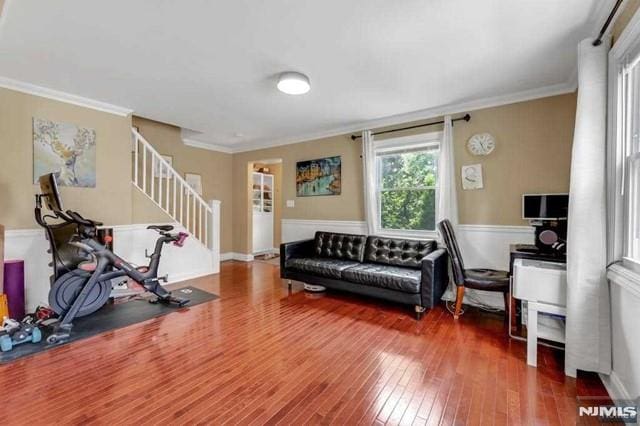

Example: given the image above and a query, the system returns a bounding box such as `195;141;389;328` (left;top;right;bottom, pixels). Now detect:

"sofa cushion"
364;236;435;269
286;257;361;279
313;232;366;262
342;263;422;293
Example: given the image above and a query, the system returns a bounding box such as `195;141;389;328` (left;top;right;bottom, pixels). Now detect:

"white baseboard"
600;371;634;403
221;252;255;262
441;286;506;310
252;248;279;256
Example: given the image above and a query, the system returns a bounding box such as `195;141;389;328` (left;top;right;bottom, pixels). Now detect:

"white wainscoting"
602;266;640;403
282;219;368;243
281;219;535;309
4;223;219;312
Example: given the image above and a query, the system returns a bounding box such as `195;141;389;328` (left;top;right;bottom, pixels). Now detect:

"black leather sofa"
280;231;449;318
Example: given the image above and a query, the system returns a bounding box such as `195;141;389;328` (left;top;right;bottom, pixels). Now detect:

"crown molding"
231;80;577;153
0;76;133;116
182;138;234;154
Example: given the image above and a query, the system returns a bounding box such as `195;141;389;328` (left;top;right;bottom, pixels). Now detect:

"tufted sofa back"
313;231;367;262
364;236;436;269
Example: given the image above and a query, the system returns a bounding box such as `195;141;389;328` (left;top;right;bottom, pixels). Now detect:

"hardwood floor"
1;261;610;425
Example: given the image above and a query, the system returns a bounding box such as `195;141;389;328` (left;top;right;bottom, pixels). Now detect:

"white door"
252;172;274;254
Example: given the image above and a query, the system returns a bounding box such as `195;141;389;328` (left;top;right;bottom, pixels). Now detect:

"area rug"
0;286;218;364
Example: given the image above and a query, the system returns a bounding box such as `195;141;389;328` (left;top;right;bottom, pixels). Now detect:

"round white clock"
467;133;496;156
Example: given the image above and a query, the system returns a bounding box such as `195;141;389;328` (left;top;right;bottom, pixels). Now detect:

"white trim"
4;224;183;237
456;224;534;234
611;5;640;58
220;252;234;261
253;247;279;256
0;76;133;116
608;6;640;264
608;263;640;298
182;138;234;154
4;228;42;238
600;371;634;402
376;229;439;240
231;81;577;153
220;252;255;262
281;219;367;229
280;219;534;236
374;131;442;149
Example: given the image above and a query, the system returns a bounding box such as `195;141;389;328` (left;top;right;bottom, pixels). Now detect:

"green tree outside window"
378;150;438;231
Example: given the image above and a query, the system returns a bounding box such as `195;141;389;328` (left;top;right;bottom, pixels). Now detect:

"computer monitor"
38;173;64;213
522;193;568;220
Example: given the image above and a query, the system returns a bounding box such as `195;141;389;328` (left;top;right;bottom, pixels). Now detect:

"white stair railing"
131;128;215;248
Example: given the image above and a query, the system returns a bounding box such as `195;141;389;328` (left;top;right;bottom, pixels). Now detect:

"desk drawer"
513;259;567;306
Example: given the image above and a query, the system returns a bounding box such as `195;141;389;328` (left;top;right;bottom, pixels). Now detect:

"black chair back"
437;219;466;286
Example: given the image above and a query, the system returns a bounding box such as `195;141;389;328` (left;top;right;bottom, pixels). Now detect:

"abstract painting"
296;156;341;197
33;118;96;187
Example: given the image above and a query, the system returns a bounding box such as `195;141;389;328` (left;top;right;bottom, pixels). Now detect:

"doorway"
249;159;282;259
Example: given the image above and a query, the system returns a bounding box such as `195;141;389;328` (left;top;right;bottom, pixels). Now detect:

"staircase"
130;128;220;254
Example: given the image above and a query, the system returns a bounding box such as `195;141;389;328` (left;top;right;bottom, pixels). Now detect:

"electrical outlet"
286;200;295;208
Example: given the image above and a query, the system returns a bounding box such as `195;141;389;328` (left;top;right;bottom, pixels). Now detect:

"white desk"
512;259;567;368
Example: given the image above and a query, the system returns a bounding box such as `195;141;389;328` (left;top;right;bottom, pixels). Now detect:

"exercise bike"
35;173;190;344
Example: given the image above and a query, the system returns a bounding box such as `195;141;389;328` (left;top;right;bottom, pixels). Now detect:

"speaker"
534;221;566;254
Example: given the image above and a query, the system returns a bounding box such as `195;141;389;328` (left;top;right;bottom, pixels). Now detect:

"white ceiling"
0;0;605;152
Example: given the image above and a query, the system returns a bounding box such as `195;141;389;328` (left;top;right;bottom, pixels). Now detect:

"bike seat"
147;225;174;232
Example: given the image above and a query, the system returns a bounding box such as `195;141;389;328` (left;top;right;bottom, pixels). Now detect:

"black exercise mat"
0;286;218;364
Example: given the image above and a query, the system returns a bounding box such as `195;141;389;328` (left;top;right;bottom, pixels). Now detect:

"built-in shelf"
252;172;274;253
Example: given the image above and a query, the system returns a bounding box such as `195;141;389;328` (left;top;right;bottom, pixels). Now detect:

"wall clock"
467;133;496;156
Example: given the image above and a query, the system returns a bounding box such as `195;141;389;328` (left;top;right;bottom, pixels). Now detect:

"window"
612;33;640;270
622;62;640;265
374;134;440;233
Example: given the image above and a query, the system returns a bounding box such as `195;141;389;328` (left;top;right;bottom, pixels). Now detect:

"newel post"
209;200;221;274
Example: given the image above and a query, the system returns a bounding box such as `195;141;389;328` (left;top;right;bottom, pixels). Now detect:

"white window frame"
372;131;442;239
608;12;640;275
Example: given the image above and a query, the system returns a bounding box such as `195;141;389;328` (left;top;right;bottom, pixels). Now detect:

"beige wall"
453;94;575;225
131;117;234;252
0;87;133;229
231;93;576;253
232;134;364;253
0;85;576;258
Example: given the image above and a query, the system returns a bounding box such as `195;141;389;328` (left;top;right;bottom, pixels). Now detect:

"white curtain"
565;38;611;376
436;115;459;225
362;130;378;234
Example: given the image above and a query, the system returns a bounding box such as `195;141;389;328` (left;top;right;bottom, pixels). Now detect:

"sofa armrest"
280;239;315;272
420;248;449;308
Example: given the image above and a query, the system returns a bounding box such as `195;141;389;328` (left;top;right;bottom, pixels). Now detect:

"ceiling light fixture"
277;71;310;95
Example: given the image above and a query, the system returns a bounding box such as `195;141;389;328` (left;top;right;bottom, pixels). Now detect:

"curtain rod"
593;0;624;46
350;113;471;141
